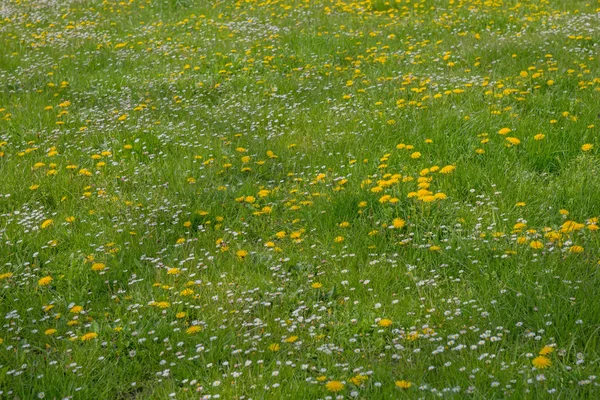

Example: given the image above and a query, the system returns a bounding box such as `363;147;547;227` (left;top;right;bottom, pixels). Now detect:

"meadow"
1;0;600;398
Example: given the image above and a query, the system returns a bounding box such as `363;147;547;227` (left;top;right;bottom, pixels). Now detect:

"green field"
1;0;600;398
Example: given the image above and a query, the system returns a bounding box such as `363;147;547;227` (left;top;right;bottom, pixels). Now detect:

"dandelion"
41;219;53;229
80;332;98;341
186;326;202;335
91;263;106;271
350;375;368;386
268;343;280;352
311;282;323;289
392;218;405;229
44;329;57;335
498;128;511;135
38;276;53;286
530;241;544;250
378;318;392;327
236;250;248;259
581;144;593;152
532;356;551;369
569;245;584;253
439;165;456;174
395;380;412;389
325;381;345;392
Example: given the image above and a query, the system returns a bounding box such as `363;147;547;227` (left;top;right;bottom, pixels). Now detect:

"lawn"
1;0;600;398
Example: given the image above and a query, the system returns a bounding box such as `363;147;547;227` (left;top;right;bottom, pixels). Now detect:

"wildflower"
91;263;106;271
44;329;57;335
236;249;248;259
410;152;421;159
498;128;511;135
395;380;412;389
530;241;544;250
532;356;551;369
506;137;521;145
378;319;392;327
325;381;345;392
439;165;456;174
80;332;98;341
539;346;554;355
155;301;170;309
392;218;405;229
38;276;53;286
41;219;53;229
569;245;584;253
350;375;368;385
268;343;280;352
334;236;344;243
285;336;298;343
311;282;323;289
186;326;202;335
534;133;545;140
582;144;593;152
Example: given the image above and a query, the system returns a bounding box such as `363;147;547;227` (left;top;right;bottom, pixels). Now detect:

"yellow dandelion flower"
325;381;344;392
392;218;405;229
378;318;392;327
91;263;106;271
155;301;170;309
532;356;551;369
268;343;280;352
41;219;53;229
69;305;83;314
395;380;412;389
80;332;98;341
569;245;584;253
529;241;544;250
38;276;53;286
186;326;202;335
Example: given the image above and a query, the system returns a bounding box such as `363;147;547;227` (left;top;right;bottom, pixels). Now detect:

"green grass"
1;0;600;398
